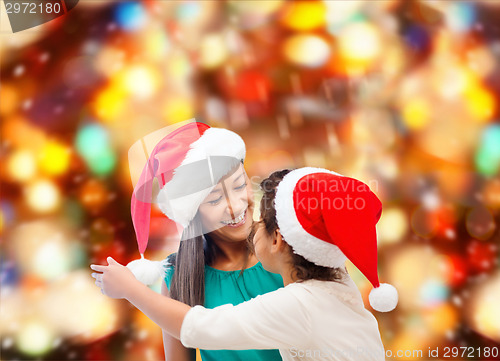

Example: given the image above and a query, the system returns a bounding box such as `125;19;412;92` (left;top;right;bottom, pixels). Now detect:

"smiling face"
197;163;254;242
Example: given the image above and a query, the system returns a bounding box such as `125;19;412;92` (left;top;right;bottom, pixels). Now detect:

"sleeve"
163;254;176;291
180;286;312;350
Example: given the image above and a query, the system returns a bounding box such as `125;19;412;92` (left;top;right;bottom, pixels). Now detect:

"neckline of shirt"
205;261;262;274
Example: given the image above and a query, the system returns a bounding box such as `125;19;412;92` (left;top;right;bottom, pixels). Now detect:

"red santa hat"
127;121;246;285
274;167;398;312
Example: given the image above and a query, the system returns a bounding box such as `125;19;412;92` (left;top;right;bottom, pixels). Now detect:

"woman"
91;167;397;361
125;121;283;361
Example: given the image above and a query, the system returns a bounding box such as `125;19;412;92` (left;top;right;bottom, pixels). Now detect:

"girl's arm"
91;257;190;339
161;282;196;361
91;257;312;350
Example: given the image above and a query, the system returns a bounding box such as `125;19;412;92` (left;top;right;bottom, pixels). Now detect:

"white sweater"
180;272;385;361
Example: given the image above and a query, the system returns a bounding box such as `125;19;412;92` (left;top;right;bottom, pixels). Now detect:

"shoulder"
163;253;177;289
294;278;365;308
165;253;177;267
163;253;177;272
247;283;309;312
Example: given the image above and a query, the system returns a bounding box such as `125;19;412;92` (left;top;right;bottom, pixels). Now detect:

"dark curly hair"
256;169;345;283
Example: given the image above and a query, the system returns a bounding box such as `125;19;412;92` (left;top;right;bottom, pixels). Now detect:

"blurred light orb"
94;46;126;77
38;141;71;176
339;22;381;63
9;220;76;280
281;1;326;31
40;271;122;342
121;65;161;99
466;206;496;240
75;124;117;175
200;34;228;69
16;320;54;356
92;85;127;122
144;28;170;61
229;0;283;17
228;1;283;29
163;97;195;124
283;34;331;68
233;70;271;102
76;122;109;155
482;179;500;209
0;84;19;116
389;329;429;360
387;246;448;310
377;208;408;245
175;1;202;22
423;303;459;336
33;241;72;280
433;64;469;99
467;47;497;78
79;179;109;211
7;149;36;182
475;124;500;176
25;180;60;213
324;0;364;29
114;2;147;31
442;254;468;288
445;2;476;33
402;98;430;130
467;271;500;342
418;113;477;163
465;85;495;122
2;117;47;152
166;52;192;80
419;279;450;308
89;147;117;176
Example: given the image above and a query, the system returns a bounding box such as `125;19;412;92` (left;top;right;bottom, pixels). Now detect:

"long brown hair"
259;169;345;283
167;213;207;306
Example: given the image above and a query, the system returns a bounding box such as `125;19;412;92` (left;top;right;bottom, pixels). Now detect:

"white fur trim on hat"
178;128;246;167
157;128;246;227
274;167;348;268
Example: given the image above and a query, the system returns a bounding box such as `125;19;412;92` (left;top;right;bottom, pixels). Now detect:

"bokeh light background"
1;1;500;360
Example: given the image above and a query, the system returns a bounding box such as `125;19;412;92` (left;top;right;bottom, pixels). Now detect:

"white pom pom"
127;255;165;286
369;283;398;312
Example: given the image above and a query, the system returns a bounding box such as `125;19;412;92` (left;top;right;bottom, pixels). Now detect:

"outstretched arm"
91;257;312;351
90;257;190;339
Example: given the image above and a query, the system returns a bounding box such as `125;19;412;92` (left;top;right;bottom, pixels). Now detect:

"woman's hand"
90;257;137;299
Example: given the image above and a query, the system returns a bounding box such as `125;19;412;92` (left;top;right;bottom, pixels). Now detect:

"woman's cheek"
199;204;223;231
209;203;227;227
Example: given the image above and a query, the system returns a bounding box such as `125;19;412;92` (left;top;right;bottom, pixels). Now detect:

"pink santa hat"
274;167;398;312
127;121;246;285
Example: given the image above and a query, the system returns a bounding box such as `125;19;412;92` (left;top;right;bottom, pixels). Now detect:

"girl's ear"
270;228;286;253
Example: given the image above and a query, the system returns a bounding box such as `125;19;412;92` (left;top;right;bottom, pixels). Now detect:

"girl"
92;167;398;361
125;121;283;361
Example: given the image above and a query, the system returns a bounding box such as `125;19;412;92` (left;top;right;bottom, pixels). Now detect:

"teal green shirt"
164;259;284;361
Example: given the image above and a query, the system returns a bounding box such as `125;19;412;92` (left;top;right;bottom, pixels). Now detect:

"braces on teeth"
222;211;246;225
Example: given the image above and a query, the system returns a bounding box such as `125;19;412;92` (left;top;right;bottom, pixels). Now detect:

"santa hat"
127;121;246;285
274;167;398;312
